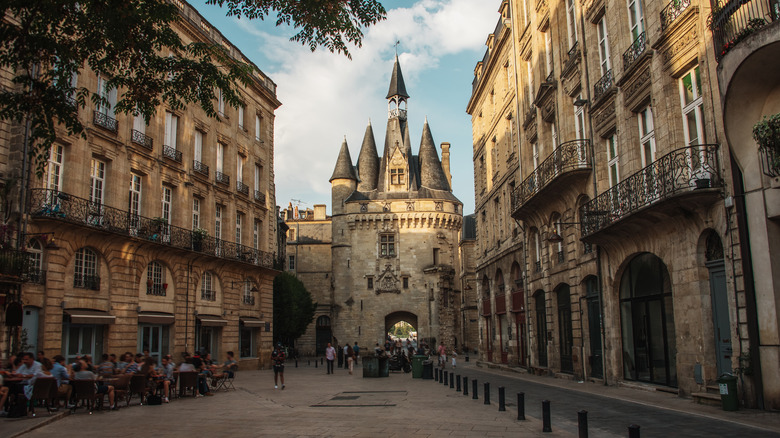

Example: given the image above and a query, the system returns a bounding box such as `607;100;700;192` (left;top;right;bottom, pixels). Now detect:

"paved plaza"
3;360;780;437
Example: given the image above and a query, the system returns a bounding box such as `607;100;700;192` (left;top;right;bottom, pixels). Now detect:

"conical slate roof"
418;119;450;191
329;138;358;182
356;120;379;191
386;55;410;100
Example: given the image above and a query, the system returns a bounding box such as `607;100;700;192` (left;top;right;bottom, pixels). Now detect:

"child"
451;349;458;368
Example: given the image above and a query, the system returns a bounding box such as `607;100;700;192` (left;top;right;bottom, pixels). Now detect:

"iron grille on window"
193;160;209;177
236;181;249;195
593;69;614;102
623;31;647;71
660;0;691;31
93;112;118;132
215;171;230;185
202;288;216;301
74;274;101;290
162;145;182;163
26;269;47;284
147;284;166;296
254;190;265;205
131;129;153;150
242;294;255;305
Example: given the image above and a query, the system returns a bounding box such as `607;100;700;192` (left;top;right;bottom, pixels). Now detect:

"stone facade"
468;0;779;408
0;0;281;369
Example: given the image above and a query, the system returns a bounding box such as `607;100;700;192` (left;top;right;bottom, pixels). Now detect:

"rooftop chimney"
314;204;327;220
440;142;451;188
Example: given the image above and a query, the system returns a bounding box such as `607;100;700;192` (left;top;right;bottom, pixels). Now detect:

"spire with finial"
329;137;358;182
357;119;379;191
418;118;450;191
386;52;409;120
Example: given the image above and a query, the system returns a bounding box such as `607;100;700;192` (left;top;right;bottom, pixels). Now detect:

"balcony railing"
193;160;209;177
0;249;34;282
147;284;166;296
74;274;101;290
215;171;230;185
236;181;249;196
760;145;780;176
93;111;118;133
482;299;492;316
710;0;779;61
131;129;153;150
242;294;256;305
593;69;614;102
26;269;46;284
660;0;692;31
202;289;216;301
162;145;182;163
28;189;275;268
564;41;580;72
582;144;721;236
511;139;592;214
254;190;266;205
623;31;647;71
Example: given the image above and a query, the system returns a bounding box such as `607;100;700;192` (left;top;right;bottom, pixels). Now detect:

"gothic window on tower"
367;277;374;289
391;168;405;185
380;234;396;257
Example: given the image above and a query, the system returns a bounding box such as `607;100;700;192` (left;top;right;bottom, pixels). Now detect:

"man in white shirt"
14;352;42;384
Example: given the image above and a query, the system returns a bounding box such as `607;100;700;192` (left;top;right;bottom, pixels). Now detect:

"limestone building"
1;0;281;368
469;0;780;408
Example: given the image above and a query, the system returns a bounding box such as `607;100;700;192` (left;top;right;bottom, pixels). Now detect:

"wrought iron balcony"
593;69;614;102
623;31;647;71
26;269;46;285
202;289;216;301
215;171;230;185
511;139;592;218
242;294;256;305
236;180;249;196
254;190;266;205
0;249;34;283
131;129;153;150
93;111;118;133
28;189;275;268
660;0;692;31
760;145;780;177
581;144;722;237
710;0;779;61
74;274;101;290
563;41;580;72
193;160;209;177
162;145;182;163
147;284;166;296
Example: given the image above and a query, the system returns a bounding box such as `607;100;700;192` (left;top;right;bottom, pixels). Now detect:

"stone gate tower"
329;55;463;351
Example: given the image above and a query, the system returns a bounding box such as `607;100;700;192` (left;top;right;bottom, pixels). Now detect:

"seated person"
96;354;115;378
0;384;9;417
159;356;174;403
223;351;238;378
51;355;72;408
72;362;118;410
191;352;213;396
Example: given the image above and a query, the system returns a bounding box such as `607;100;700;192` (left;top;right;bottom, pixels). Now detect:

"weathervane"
394;40;400;55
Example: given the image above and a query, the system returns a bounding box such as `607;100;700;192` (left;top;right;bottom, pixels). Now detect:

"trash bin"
422;360;433;380
378;356;390;377
362;356;379;378
412;355;426;378
718;373;739;411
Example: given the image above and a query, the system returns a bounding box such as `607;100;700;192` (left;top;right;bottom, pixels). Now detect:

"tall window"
545;32;553;76
607;135;620;187
133;113;146;136
390;168;404;185
533;230;542;271
89;159;105;206
638;106;656;166
574;100;586;139
238;104;245;130
129;174;142;232
237;155;244;184
288;255;295;270
164;112;178;149
566;0;578;48
201;272;215;301
194;131;203;164
235;212;242;244
526;62;534;107
96;76;116;116
597;18;611;74
46;145;64;194
216;143;225;173
679;66;704;146
532;142;539;168
74;248;99;290
254;164;261;192
551;122;558;148
147;261;165;296
217;89;225;117
253;220;259;250
628;0;645;40
215;205;222;241
192;198;200;229
161;186;172;242
28;240;43;282
380;234;396;257
255;114;261;141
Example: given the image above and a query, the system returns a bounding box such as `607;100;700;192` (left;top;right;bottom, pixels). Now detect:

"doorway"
704;231;731;376
557;285;573;373
315;315;332;356
534;290;548;367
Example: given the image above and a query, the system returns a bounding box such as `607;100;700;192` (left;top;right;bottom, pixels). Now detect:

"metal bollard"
435;368;439;382
463;377;469;396
517;392;526;421
498;386;505;411
484;382;490;405
542;400;552;432
578;410;588;438
443;370;448;386
449;372;454;389
628;425;640;438
321;358;323;365
472;379;478;400
456;375;461;392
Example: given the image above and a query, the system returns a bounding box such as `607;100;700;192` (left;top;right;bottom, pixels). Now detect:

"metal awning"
64;309;116;325
240;317;265;328
197;314;227;327
138;312;175;325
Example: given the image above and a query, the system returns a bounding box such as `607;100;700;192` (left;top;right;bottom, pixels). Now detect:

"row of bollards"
431;369;641;436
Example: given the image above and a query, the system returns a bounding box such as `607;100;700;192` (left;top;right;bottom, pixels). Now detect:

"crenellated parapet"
347;211;462;231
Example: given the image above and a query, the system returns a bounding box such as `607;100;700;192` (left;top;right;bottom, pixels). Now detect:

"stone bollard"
628;425;640;438
472;379;478;400
463;377;469;396
578;410;588;438
542;400;552;433
498;386;505;411
443;370;448;386
435;368;439;382
449;372;454;389
484;382;490;405
456;374;461;392
517;392;526;421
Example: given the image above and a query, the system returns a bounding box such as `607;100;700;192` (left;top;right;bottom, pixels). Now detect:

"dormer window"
391;168;405;185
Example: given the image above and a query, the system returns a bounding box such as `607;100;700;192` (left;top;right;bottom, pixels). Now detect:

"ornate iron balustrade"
623;31;647;71
202;289;216;301
28;189;275;268
147;284;166;296
710;0;778;61
660;0;692;30
0;249;33;282
534;261;542;273
389;108;407;119
564;41;580;72
242;294;255;305
193;160;209;177
26;269;46;284
760;145;780;177
74;274;101;290
511;139;592;213
236;181;249;196
254;190;266;205
593;69;614;101
215;171;230;185
131;129;153;150
162;145;182;163
581;144;721;236
93;111;118;132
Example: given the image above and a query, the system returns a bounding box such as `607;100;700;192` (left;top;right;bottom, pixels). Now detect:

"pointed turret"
386;54;410;100
418;118;450;191
356;120;379;191
329;137;358;182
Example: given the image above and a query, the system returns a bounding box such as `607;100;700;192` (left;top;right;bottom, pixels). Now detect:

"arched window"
201;272;215;301
74;248;99;290
147;261;165;296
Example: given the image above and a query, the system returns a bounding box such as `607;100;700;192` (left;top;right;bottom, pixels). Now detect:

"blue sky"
193;0;502;215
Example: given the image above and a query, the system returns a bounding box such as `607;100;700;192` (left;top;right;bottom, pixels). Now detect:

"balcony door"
535;290;548;367
557;285;573;373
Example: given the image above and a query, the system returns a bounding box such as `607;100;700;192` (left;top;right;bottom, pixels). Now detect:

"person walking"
337;344;343;368
437;343;447;369
325;343;336;374
353;342;360;365
272;343;286;389
346;344;355;375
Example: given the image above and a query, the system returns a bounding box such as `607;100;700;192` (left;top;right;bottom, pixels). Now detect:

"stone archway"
385;311;418;348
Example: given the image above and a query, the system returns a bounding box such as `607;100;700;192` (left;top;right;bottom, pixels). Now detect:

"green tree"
273;272;316;347
0;0;386;175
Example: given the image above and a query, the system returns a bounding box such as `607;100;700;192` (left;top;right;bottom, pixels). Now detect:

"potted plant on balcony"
192;228;208;251
753;112;780;173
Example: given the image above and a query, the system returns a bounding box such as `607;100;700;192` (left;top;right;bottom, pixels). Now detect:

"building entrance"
315;315;332;356
385;311;418;352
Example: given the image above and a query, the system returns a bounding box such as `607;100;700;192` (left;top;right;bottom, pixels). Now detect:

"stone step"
692;391;722;407
706;385;720;395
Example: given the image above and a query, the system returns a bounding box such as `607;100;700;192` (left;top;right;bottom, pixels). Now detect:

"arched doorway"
481;276;492;362
703;230;731;376
534;290;548;367
495;270;508;364
511;262;527;367
620;253;677;387
557;284;573;373
584;276;603;378
315;316;332;356
385;311;418;351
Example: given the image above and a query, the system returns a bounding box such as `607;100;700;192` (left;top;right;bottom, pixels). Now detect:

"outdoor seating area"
1;349;238;419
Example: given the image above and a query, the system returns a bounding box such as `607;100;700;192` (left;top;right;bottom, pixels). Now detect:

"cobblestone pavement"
4;359;780;438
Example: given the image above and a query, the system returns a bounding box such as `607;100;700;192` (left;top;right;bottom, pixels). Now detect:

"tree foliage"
0;0;386;175
273;272;316;347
